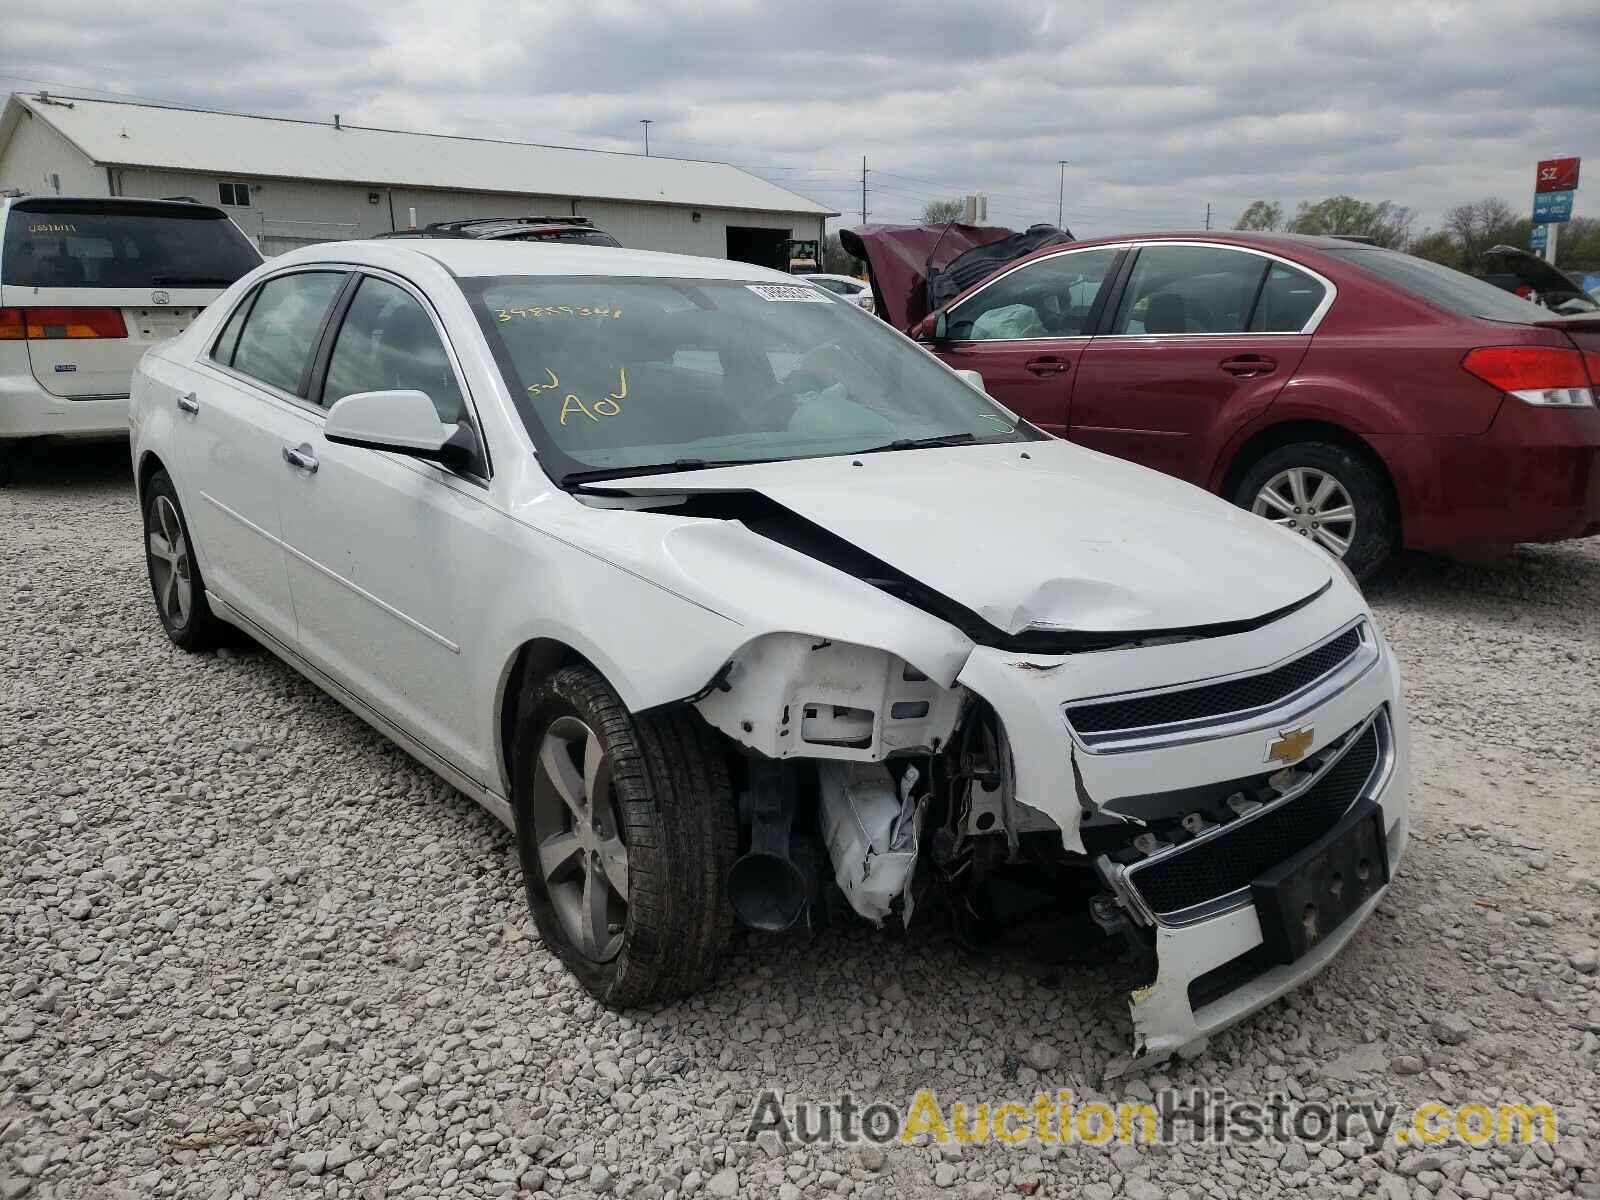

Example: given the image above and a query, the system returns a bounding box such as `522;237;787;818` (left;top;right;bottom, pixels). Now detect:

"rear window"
2;203;262;289
1325;247;1550;323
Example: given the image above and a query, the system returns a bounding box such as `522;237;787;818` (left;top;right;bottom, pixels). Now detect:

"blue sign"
1533;189;1574;224
1529;224;1548;252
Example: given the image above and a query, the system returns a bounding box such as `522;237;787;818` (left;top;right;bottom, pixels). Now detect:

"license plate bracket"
1251;798;1389;965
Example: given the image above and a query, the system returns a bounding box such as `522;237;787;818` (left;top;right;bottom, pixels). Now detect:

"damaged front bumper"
957;587;1410;1072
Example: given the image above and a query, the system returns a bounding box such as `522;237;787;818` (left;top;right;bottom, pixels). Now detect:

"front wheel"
511;665;738;1008
1233;442;1396;579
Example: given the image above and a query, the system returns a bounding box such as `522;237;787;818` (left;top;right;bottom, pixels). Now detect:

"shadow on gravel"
1365;540;1600;614
4;437;133;490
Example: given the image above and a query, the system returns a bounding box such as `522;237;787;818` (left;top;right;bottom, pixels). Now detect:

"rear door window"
1109;245;1269;335
2;202;262;288
229;272;346;396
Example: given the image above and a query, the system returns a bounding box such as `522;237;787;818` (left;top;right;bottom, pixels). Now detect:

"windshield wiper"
561;458;780;487
856;432;980;455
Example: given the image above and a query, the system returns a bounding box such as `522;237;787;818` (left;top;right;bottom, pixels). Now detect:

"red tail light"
0;308;22;340
1461;345;1596;408
21;307;128;340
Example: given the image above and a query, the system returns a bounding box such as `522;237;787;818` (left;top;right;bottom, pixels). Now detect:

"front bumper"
0;372;130;440
956;581;1410;1071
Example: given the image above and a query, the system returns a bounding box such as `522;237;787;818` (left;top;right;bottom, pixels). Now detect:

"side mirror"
324;390;474;471
932;310;949;342
955;369;986;393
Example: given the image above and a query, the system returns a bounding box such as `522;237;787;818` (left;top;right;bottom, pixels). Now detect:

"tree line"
1234;196;1600;273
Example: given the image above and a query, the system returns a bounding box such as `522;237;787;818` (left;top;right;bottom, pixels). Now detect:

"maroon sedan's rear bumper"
1370;400;1600;549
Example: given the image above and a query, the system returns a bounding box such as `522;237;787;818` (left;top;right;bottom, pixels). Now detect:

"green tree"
921;199;965;224
1234;200;1285;231
1554;216;1600;270
1288;197;1415;248
1407;229;1465;270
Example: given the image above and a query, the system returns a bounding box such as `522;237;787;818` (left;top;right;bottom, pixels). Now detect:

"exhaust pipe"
728;759;810;931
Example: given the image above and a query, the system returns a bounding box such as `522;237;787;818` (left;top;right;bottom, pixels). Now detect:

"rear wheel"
511;665;738;1008
142;470;226;651
1233;442;1396;579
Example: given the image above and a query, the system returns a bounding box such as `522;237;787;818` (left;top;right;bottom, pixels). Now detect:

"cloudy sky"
5;0;1596;237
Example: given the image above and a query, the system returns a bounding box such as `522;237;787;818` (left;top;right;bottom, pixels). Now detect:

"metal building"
0;92;834;262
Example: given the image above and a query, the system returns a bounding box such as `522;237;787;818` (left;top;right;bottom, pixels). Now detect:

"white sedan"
130;240;1408;1069
800;273;875;313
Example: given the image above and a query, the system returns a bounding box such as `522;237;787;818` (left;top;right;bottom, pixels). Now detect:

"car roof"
1059;230;1369;253
268;238;803;282
1;193;232;219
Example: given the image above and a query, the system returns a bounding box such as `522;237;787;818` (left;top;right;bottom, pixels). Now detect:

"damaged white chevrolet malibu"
129;240;1408;1069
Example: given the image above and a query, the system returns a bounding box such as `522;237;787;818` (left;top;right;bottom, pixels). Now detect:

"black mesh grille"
1130;722;1381;917
1067;628;1362;736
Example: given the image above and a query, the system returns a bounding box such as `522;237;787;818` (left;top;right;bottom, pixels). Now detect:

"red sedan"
904;232;1600;576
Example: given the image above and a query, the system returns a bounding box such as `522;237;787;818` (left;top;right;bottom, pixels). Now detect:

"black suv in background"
373;216;621;246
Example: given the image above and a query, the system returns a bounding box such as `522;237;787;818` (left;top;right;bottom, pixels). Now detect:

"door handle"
282;443;319;474
1025;356;1070;376
176;391;199;415
1219;354;1277;377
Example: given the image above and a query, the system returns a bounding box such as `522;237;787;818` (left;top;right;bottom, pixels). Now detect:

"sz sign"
1533;190;1575;225
1536;157;1581;193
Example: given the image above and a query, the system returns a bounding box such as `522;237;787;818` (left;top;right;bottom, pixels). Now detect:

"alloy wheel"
530;716;630;962
1252;467;1356;558
147;496;193;627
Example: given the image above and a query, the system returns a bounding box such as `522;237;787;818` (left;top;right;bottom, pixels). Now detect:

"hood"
1483;245;1598;311
597;440;1332;639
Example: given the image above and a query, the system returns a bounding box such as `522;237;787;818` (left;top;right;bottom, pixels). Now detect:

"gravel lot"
3;442;1599;1200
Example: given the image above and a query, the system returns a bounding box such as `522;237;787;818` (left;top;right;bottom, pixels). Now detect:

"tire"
511;665;738;1008
1232;441;1396;580
141;470;227;652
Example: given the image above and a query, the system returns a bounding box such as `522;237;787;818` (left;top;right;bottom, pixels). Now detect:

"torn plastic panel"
695;633;966;762
818;761;925;925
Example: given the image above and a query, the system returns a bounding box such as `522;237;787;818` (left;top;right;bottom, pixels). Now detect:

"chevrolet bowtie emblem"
1265;726;1315;765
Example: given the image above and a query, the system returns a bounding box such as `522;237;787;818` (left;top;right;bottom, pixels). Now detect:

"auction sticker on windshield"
747;283;832;303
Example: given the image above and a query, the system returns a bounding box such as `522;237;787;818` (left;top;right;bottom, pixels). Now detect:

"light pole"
1057;160;1069;229
640;119;652;156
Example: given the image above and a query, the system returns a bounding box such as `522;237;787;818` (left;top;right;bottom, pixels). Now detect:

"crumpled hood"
598;440;1331;636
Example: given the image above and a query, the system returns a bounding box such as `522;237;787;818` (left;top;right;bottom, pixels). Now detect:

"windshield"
465;276;1038;483
2;203;261;288
1324;246;1552;323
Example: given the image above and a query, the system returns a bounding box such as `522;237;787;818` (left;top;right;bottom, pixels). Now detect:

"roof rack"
425;215;595;233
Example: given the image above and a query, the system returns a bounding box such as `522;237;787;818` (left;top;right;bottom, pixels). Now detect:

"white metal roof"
3;94;834;217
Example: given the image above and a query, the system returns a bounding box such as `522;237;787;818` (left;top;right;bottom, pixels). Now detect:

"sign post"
1533;156;1581;265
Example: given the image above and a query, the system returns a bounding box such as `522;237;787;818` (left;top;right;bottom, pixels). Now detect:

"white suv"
129;239;1408;1070
0;195;261;483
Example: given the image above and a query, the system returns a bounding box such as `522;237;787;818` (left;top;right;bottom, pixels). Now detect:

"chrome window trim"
1063;617;1376;755
1105;704;1393;928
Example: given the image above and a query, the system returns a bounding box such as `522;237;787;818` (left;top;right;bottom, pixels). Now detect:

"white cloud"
4;0;1595;236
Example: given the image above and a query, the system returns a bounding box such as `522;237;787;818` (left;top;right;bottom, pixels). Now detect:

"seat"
1144;292;1187;333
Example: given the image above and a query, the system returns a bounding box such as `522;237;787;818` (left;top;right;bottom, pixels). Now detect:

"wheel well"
498;638;586;792
1220;420;1401;531
136;450;166;503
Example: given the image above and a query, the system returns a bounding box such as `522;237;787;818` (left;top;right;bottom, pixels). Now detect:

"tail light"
0;307;128;340
21;307;128;340
1461;345;1596;408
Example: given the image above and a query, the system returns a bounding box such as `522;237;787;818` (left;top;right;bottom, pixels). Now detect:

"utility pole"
640;119;652;156
861;156;868;224
1057;160;1069;229
1204;203;1211;231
